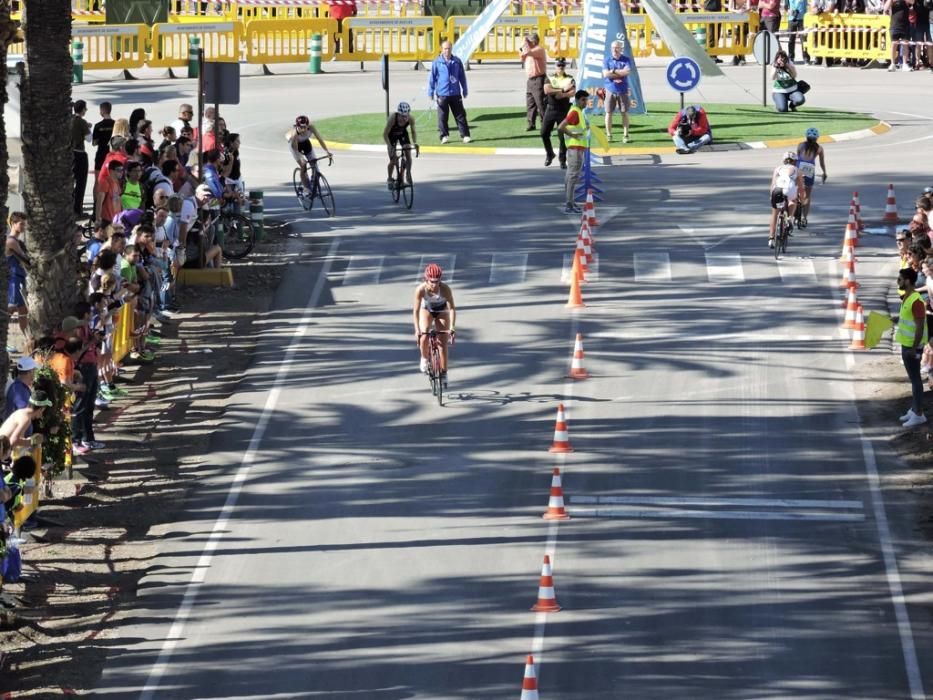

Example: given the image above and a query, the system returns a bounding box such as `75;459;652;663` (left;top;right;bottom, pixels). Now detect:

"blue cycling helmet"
397;101;411;115
805;127;819;140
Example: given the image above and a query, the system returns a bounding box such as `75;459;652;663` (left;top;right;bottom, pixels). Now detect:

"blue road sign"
666;57;702;93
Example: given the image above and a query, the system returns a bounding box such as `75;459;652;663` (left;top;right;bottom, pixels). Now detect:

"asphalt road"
77;61;933;698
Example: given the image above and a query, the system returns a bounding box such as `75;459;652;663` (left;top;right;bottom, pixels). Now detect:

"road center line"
138;238;341;700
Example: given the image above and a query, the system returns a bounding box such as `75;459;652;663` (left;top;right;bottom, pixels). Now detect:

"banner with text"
453;0;512;63
574;0;647;116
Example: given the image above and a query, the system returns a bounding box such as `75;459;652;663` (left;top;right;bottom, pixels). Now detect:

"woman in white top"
769;151;806;247
412;262;456;379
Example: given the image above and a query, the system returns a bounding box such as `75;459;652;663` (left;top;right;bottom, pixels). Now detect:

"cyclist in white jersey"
286;114;331;192
412;262;456;380
768;151;805;248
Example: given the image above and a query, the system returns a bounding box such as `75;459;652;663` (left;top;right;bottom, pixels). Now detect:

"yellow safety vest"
565;105;589;150
895;291;928;348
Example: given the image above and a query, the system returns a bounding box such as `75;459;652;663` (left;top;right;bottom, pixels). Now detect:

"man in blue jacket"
428;41;472;145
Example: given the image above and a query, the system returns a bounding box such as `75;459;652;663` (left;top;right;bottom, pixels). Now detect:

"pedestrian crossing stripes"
490;253;528;284
777;258;817;281
342;255;384;286
705;253;744;283
416;254;456;283
634;252;672;282
561;253;600;283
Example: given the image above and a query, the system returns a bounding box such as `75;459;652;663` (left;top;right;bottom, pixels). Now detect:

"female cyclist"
384;101;419;187
286;115;331;193
795;127;827;228
769;151;805;248
413;263;456;381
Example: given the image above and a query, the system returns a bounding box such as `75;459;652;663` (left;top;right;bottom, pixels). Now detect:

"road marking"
138;239;341;700
489;252;528;284
633;252;671;282
705;253;744;282
571;495;864;510
417;253;456;282
341;255;384;285
777;258;817;282
678;226;755;252
568;506;865;522
561;253;599;283
591;330;835;343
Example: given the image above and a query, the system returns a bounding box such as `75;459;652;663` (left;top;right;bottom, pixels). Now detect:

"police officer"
541;58;576;169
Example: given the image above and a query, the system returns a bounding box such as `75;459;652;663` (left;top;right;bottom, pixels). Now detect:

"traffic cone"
853;191;865;232
548;403;573;453
847;205;859;248
580;218;596;249
520;655;539;700
839;257;859;292
883;184;898;223
841;287;859;330
849;304;866;350
583;190;599;227
577;230;593;265
567;332;589;380
543;467;571;520
574;240;589;281
565;257;585;309
839;214;858;263
531;555;561;612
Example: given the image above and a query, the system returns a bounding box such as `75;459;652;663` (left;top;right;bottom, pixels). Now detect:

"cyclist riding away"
413;263;456;382
384;101;419;188
795;127;827;229
769;150;805;248
287;115;332;193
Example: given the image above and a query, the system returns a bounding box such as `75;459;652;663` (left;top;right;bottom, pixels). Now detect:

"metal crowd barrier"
245;17;338;62
73;23;149;70
550;14;652;59
12;445;44;530
803;12;888;61
342;16;440;61
653;11;758;57
112;298;137;365
150;21;243;68
446;14;548;60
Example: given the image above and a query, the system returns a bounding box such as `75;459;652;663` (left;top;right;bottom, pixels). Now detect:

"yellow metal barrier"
12;445;43;531
112;298;137;365
150;21;243;67
224;2;328;23
653;11;757;57
520;0;583;16
342;16;440;61
445;15;548;61
245;18;339;62
550;14;653;60
72;24;149;70
803;12;888;61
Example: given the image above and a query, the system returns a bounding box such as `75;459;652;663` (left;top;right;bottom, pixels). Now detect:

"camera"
678;116;691;138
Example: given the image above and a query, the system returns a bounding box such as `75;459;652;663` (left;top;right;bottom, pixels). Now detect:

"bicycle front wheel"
293;168;312;211
220;213;256;260
780;219;790;256
316;173;335;217
402;176;414;210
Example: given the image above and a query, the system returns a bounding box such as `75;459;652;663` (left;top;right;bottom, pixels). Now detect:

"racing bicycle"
293;154;335;216
774;197;791;259
389;144;418;210
423;329;452;406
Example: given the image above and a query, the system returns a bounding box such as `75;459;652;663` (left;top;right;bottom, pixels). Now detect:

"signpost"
381;54;389;119
665;56;701;111
752;30;780;107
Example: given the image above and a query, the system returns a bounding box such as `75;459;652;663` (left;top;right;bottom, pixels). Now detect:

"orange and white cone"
567;333;589;380
883;183;898;223
531;555;561;612
840;287;859;330
520;655;540;700
583;190;599;227
574;239;589;281
839;257;859;292
853;191;865;232
565;257;585;309
577;230;594;266
543;467;571;520
849;304;866;350
548;403;573;453
839;214;858;263
580;218;596;250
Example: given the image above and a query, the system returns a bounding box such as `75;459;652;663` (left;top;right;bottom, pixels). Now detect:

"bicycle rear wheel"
219;213;256;260
780;217;790;256
402;176;414;210
316;173;336;217
293;168;312;211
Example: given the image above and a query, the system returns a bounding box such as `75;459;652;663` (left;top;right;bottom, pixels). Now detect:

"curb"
327;120;891;157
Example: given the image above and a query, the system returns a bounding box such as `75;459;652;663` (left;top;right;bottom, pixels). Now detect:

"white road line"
342;255;384;286
634;252;671;282
777;258;817;282
561;253;599;283
417;253;456;282
705;253;744;283
591;330;835;343
567;506;865;522
138;239;341;700
489;252;528;284
571;495;864;510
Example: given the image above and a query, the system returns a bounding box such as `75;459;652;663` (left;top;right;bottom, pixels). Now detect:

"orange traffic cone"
520;655;540;700
565;257;585;309
849;304;866;350
567;333;589;380
583;190;599;227
853;191;865;232
577;230;594;266
841;287;859;330
543;467;571;520
580;218;596;249
548;403;573;453
574;240;589;280
839;257;859;292
531;555;561;612
839;214;858;263
883;184;898;223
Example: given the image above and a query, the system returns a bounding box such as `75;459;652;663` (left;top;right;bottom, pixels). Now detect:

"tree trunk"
21;0;76;339
0;1;19;392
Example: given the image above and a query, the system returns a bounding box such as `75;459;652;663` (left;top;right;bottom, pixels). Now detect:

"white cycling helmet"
397;102;411;115
783;150;797;162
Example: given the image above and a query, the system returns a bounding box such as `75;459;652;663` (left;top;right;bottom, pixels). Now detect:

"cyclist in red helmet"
412;262;456;380
287;114;331;193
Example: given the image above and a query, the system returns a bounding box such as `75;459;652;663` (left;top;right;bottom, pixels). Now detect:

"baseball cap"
15;356;37;371
29;390;52;408
61;316;87;333
555;57;567;66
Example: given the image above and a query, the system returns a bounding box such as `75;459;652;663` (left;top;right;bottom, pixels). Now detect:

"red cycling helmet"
424;263;443;281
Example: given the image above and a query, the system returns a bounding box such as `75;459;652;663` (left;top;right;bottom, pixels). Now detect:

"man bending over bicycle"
384;102;420;188
287;115;332;193
768;150;805;249
413;263;456;382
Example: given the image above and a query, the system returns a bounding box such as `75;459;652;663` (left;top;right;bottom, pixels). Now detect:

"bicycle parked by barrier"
388;144;418;210
216;202;257;259
294;154;335;216
423;329;452;406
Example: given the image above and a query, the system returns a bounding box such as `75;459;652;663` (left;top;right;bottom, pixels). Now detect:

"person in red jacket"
328;0;357;55
667;105;712;154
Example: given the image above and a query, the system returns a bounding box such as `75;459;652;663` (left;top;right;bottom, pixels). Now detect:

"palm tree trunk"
21;0;77;338
0;1;18;390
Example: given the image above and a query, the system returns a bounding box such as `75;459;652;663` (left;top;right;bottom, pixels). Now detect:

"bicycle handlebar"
306;154;333;166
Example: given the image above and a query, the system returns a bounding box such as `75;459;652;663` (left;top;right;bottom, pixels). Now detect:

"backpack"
141;166;172;209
